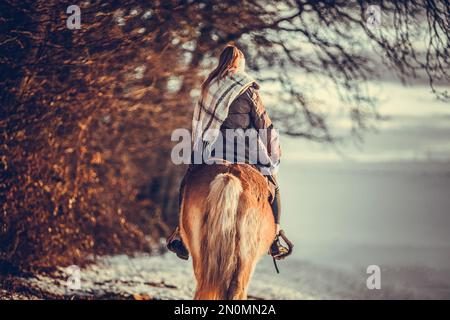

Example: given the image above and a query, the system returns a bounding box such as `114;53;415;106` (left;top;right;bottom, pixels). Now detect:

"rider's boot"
269;225;291;260
166;226;189;260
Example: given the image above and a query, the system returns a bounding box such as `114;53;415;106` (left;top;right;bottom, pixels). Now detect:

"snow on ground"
14;250;445;299
21;253;314;300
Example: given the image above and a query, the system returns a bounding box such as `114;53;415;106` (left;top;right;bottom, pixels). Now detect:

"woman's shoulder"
242;82;259;98
242;82;261;104
251;82;260;90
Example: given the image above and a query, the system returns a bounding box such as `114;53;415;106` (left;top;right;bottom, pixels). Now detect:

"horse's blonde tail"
195;173;242;300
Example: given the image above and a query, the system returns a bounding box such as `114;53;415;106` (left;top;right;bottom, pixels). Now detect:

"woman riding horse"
167;44;292;261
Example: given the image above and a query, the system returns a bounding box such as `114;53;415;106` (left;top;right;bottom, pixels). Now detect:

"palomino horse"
179;162;276;300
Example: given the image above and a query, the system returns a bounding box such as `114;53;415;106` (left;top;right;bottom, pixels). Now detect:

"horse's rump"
180;164;275;299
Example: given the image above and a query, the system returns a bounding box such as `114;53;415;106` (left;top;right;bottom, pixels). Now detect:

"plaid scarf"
192;71;256;153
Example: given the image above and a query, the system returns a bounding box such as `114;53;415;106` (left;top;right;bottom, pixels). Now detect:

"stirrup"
269;230;294;260
269;230;294;274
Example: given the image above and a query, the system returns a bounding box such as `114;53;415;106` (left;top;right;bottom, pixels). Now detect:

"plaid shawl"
192;71;256;153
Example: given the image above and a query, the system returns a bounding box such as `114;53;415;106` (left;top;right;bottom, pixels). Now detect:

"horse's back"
184;163;269;200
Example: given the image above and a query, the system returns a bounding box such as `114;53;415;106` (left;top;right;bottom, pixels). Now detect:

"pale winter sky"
259;8;450;164
277;81;450;163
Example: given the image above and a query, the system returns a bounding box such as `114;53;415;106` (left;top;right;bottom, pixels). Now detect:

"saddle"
203;158;276;202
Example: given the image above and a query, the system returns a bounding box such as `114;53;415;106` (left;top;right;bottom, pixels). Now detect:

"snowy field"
18;253;313;300
19;249;443;300
7;160;450;300
15;252;402;300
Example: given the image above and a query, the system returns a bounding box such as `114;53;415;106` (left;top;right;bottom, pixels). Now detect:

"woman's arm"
246;84;281;161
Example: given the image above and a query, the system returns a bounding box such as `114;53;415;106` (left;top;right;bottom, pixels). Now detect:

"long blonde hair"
201;45;244;99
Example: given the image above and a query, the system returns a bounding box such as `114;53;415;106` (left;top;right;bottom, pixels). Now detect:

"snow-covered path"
13;251;445;299
22;253;314;300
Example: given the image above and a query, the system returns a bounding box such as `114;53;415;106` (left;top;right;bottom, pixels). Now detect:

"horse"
179;162;276;300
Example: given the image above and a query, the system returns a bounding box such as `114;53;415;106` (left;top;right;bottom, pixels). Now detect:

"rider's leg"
267;175;281;230
271;184;281;233
268;177;291;260
166;167;191;260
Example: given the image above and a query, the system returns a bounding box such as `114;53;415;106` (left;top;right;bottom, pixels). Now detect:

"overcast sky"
277;80;450;163
257;7;450;164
